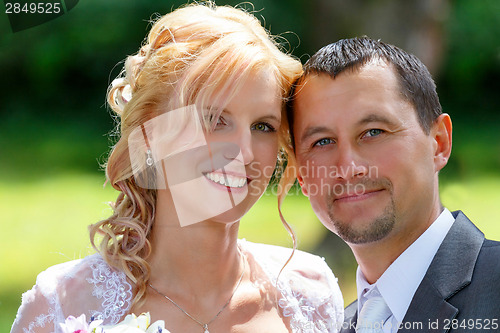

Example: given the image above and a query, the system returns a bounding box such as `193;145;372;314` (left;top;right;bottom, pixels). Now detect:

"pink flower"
60;314;103;333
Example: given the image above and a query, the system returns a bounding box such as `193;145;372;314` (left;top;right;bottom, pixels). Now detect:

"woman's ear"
297;173;309;197
431;113;452;172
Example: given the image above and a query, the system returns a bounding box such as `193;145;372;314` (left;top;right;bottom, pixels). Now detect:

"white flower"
145;319;167;333
62;312;166;333
101;313;166;333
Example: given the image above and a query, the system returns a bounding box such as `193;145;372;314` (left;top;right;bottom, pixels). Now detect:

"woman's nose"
222;129;254;165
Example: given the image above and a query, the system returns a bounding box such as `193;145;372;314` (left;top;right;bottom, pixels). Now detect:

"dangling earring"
146;149;154;166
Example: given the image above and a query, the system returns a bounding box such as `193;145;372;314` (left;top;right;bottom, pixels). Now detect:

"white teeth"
204;172;247;188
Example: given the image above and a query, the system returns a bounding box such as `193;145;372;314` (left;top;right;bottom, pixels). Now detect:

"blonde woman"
11;3;343;332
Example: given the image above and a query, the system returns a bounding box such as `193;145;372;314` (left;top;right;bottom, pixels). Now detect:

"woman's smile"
204;171;249;188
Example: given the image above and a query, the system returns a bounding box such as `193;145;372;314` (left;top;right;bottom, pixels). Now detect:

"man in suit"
288;37;500;332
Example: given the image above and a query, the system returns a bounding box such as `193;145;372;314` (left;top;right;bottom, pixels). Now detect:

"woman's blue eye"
313;138;334;147
365;129;384;137
252;122;275;132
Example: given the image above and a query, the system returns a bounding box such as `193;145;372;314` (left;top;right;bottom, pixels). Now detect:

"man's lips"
333;188;385;202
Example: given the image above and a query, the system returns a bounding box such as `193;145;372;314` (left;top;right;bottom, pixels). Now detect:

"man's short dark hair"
288;37;442;144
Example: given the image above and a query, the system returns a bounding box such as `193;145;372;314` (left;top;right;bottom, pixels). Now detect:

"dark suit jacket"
340;211;500;333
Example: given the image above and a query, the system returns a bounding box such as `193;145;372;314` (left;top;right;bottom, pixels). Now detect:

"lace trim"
240;241;338;332
21;292;57;333
18;246;338;333
276;269;337;332
86;256;133;324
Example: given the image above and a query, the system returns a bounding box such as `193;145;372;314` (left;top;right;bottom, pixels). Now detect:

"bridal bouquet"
60;312;165;333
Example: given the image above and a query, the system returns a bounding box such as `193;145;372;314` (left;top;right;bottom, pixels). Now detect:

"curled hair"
89;1;302;307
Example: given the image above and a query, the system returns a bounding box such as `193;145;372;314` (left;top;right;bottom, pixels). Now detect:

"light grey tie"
356;295;392;332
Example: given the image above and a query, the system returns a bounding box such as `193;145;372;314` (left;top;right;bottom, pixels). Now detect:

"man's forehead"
296;61;401;107
292;64;410;133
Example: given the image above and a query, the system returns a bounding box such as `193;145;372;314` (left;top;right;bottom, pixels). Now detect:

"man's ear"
297;173;309;197
431;113;452;172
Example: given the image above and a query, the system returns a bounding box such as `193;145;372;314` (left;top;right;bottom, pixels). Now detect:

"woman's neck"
147;190;242;299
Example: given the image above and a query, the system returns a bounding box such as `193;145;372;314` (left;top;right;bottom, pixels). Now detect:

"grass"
2;171;500;331
0;173;115;332
0;173;328;331
441;175;500;239
2;109;499;332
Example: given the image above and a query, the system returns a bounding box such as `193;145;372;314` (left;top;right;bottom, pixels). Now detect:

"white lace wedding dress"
11;240;344;333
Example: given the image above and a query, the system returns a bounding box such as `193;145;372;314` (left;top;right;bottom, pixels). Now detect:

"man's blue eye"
365;129;384;137
314;138;333;147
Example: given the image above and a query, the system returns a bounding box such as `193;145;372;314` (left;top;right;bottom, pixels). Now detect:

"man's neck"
351;206;443;284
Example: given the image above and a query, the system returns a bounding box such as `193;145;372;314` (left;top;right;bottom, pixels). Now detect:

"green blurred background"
1;0;499;331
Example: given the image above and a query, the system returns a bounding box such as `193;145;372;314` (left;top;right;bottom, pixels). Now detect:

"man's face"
293;62;443;245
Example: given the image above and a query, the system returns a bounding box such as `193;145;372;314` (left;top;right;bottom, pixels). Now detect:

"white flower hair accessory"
111;78;133;109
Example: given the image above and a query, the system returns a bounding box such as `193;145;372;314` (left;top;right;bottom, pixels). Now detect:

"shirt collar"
356;208;455;322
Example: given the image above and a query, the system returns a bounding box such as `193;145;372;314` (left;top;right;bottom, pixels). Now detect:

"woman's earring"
146;149;154;166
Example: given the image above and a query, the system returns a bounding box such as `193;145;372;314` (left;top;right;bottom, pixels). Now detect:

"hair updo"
89;1;302;307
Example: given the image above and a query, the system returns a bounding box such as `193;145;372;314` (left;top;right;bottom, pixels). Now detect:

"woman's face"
143;70;282;226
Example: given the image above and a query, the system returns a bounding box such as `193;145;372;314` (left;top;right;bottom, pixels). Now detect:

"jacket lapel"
340;301;358;333
399;211;484;333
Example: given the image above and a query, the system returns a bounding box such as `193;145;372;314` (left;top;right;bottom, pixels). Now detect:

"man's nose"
332;142;367;180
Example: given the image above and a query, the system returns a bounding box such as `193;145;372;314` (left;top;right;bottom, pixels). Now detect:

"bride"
11;2;343;332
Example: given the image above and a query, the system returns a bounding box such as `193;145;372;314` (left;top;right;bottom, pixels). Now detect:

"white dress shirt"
356;208;455;333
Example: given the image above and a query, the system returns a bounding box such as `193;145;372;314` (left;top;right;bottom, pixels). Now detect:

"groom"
288;37;500;332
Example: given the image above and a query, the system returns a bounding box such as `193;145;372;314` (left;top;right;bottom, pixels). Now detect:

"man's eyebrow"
300;126;331;143
298;114;397;143
358;114;397;126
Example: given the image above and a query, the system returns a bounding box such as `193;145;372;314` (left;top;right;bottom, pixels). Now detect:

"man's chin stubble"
327;200;396;245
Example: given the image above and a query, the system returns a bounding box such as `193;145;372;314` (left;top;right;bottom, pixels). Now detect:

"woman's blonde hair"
89;1;302;307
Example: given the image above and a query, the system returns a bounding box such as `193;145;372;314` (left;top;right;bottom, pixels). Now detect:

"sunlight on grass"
240;187;326;250
441;175;500;241
2;173;499;331
1;174;116;286
1;176;325;289
0;173;325;331
0;173;117;331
